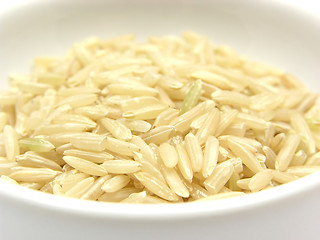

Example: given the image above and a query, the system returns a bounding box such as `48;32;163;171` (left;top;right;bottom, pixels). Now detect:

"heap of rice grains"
0;32;320;203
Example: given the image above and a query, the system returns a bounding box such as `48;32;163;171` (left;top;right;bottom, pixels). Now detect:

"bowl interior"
0;0;320;88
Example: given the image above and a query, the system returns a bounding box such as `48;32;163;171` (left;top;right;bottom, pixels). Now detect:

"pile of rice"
0;32;320;204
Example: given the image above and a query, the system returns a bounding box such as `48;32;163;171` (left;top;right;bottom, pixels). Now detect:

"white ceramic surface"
0;0;320;239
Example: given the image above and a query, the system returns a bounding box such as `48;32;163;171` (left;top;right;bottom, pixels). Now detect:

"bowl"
0;0;320;239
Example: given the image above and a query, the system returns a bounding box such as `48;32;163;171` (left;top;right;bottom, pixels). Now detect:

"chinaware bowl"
0;0;320;239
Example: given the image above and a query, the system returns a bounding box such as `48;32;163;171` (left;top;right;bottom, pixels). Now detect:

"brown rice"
0;32;319;204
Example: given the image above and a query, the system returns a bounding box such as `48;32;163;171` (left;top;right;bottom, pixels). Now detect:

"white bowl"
0;0;320;239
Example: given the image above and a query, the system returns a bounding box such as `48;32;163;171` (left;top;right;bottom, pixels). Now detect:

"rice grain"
101;175;131;193
3;125;20;161
275;133;301;171
228;139;263;173
195;108;220;145
158;142;179;168
100;118;132;141
185;133;203;172
134;172;179;201
63;156;108;176
105;137;140;157
160;164;190;198
102;160;141;174
175;143;193;181
9;168;60;182
204;161;234;194
248;170;272;192
65;177;95;198
63;149;113;164
202;136;219;178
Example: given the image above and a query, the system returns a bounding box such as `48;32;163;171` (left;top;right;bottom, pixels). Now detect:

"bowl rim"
1;171;320;220
1;0;320;19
